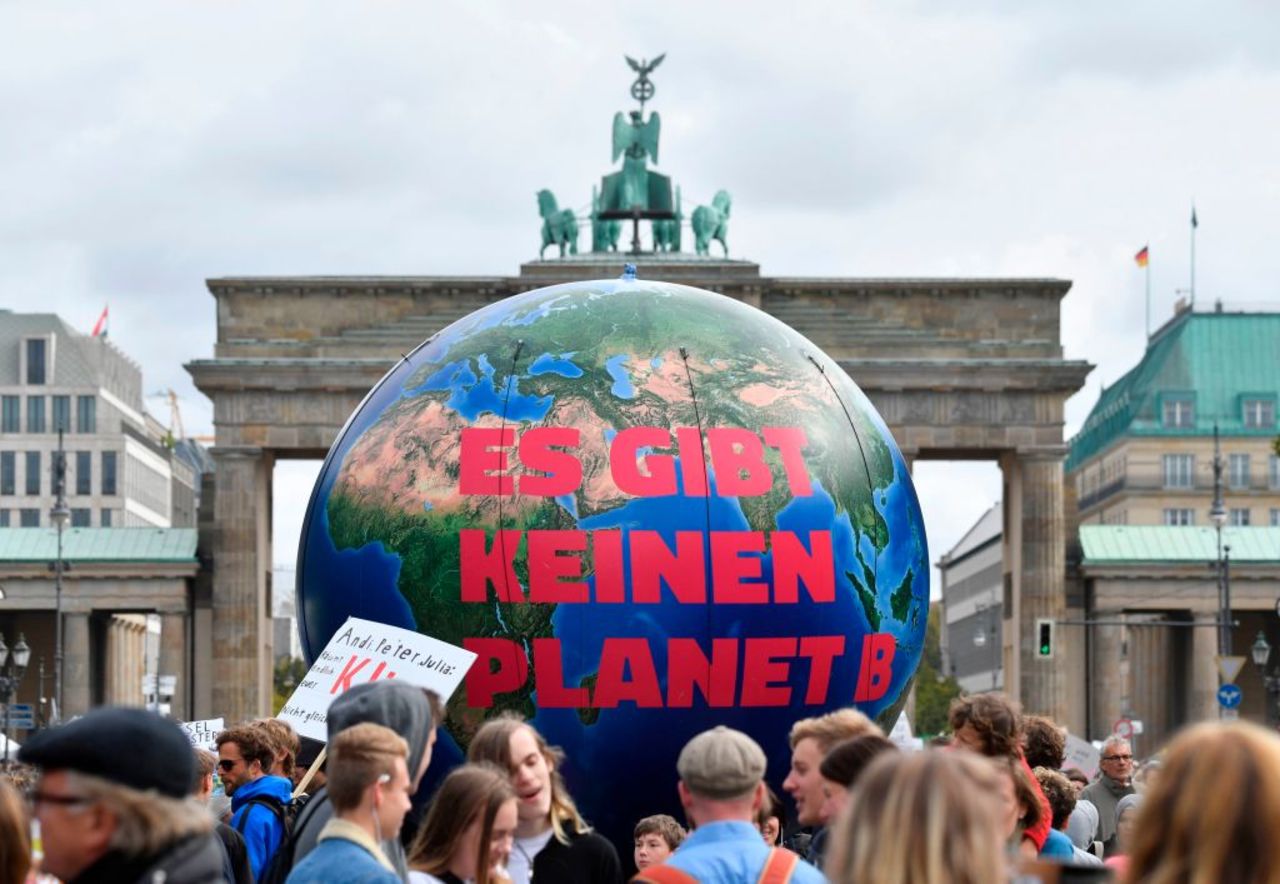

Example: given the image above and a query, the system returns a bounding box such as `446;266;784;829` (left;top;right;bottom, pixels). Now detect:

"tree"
273;656;308;714
913;603;962;737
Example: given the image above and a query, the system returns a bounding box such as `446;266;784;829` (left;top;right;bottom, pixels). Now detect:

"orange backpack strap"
756;847;799;884
631;864;701;884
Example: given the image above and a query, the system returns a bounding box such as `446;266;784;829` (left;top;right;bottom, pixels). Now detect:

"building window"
1;397;18;433
52;395;71;433
26;397;45;434
1163;508;1195;526
1229;508;1251;526
0;510;7;527
1229;454;1250;489
1271;508;1280;527
1243;398;1276;429
1163;398;1194;428
25;339;47;385
19;509;38;527
77;396;96;434
101;508;112;527
24;452;40;495
1271;455;1280;490
0;453;13;495
75;451;91;495
70;508;91;528
101;451;118;495
1163;454;1194;488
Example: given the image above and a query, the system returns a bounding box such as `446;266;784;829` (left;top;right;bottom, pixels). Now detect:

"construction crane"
147;388;186;446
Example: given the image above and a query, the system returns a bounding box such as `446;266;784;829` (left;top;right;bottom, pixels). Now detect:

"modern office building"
0;311;200;529
938;502;1005;694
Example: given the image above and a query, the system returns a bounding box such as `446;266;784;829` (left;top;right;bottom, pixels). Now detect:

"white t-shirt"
506;828;555;884
407;874;448;884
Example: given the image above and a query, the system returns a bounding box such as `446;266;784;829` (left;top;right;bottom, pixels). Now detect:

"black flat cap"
19;706;195;799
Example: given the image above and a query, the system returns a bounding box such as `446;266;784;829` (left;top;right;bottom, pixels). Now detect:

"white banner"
1063;732;1100;779
278;617;476;743
180;718;225;751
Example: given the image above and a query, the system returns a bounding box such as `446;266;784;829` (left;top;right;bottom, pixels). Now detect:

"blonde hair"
1125;721;1280;884
0;779;30;884
327;723;409;812
66;771;212;858
467;714;590;844
825;750;1006;884
788;708;881;752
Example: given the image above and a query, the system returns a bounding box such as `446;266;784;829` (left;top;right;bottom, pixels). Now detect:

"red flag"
91;305;108;337
1134;245;1149;268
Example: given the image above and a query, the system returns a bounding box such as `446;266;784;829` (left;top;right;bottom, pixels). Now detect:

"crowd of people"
0;687;1277;883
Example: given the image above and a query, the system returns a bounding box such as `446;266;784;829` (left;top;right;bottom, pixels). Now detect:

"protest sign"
179;718;224;750
888;710;923;751
278;617;476;743
1063;732;1100;779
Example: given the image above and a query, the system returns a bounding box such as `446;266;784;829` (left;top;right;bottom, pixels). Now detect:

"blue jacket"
285;835;400;884
666;821;826;884
230;774;294;879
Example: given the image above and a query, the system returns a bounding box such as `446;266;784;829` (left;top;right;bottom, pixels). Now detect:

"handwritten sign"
1063;732;1100;780
180;718;224;751
278;617;476;742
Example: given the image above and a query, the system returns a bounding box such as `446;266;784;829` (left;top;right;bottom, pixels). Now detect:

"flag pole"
1190;204;1198;307
1145;256;1152;339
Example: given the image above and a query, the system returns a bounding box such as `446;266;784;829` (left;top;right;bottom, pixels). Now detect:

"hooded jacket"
290;681;437;878
69;832;226;884
231;774;295;879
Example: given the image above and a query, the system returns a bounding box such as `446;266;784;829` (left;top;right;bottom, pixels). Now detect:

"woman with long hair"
824;750;1007;884
408;764;518;884
0;779;30;884
1125;721;1280;884
467;715;623;884
994;757;1044;861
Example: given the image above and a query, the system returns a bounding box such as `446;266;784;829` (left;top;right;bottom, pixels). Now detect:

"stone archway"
188;257;1091;723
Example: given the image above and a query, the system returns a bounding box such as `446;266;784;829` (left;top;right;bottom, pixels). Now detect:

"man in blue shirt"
645;725;825;884
218;723;295;879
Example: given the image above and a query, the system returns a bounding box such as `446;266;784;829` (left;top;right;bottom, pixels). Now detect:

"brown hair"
825;750;1006;884
1022;715;1066;770
326;723;408;812
0;779;30;884
467;714;590;844
1125;721;1280;884
1032;767;1076;829
1003;758;1044;836
788;708;882;753
408;763;515;884
256;719;301;778
819;734;897;788
1063;767;1089;787
948;693;1022;758
634;814;686;850
191;749;216;794
215;724;275;772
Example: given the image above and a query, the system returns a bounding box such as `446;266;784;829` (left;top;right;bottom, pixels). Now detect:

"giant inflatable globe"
297;275;928;847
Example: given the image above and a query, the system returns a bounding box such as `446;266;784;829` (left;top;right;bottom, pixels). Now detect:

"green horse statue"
652;186;682;252
538;189;579;258
691;190;731;257
591;185;621;252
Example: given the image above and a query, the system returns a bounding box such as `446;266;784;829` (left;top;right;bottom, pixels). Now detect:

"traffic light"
1036;618;1054;659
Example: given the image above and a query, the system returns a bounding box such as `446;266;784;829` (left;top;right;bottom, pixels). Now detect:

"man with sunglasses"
1080;736;1137;851
217;722;295;880
19;706;224;882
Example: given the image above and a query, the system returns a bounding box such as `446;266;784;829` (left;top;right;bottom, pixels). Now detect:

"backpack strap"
233;795;288;836
631;864;700;884
756;848;799;884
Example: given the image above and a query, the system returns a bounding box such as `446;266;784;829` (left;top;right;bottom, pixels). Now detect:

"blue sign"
1218;683;1243;709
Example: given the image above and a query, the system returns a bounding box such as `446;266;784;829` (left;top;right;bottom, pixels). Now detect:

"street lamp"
1251;631;1280;727
1210;425;1233;683
50;428;70;724
0;631;31;762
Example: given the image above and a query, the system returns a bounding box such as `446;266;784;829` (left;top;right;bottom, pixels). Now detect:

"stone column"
211;447;274;722
1090;620;1126;741
158;612;189;719
1018;451;1067;720
63;613;91;717
1189;613;1219;724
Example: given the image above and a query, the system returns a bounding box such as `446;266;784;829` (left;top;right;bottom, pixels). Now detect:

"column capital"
211;445;266;461
1016;445;1070;462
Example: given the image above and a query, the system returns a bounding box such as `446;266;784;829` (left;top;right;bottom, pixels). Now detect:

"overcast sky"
5;1;1279;587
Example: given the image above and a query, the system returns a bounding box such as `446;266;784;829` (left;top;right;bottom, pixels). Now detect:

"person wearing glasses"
17;706;224;882
1080;736;1136;851
216;722;295;880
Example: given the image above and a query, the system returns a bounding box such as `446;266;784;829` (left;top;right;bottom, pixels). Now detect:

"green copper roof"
1080;525;1280;564
0;528;198;563
1067;310;1280;471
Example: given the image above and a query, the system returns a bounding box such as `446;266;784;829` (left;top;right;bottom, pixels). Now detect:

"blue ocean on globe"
296;277;929;851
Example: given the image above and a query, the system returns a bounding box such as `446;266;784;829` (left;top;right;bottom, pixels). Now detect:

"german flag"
1134;245;1149;268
